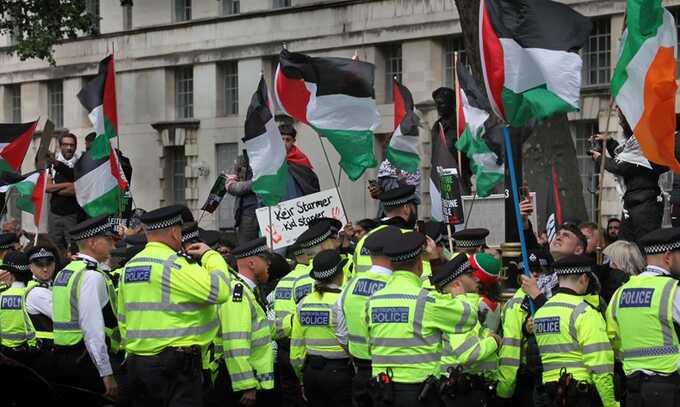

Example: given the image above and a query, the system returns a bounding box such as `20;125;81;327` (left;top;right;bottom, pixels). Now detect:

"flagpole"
453;52;463;178
464;193;478;229
197;210;207;225
317;135;350;222
267;206;274;250
595;100;614;264
503;126;535;314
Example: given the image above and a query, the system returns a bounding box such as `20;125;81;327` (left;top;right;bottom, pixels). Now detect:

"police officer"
430;255;501;407
291;249;352;407
354;185;418;274
367;231;477;407
338;226;400;407
0;251;34;364
218;237;275;406
496;249;553;406
533;255;616;407
0;233;21;292
52;215;120;399
606;227;680;407
118;205;233;407
452;228;490;256
291;222;336;305
309;217;354;284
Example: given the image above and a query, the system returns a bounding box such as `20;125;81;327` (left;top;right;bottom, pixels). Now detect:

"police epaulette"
83;260;98;270
232;283;243;302
177;250;196;264
520;297;531;313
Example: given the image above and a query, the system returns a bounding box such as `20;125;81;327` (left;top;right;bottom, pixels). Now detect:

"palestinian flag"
244;77;288;207
479;0;591;126
77;55;118;160
430;124;456;222
386;79;420;174
454;62;503;197
0;170;47;226
612;2;680;173
0;121;38;173
275;49;379;181
74;149;126;217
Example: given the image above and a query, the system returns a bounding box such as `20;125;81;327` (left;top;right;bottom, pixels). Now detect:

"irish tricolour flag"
0;122;37;173
479;0;591;126
275;49;380;181
454;63;503;198
386;79;420;174
244;77;288;206
77;55;118;160
0;170;47;227
613;1;680;173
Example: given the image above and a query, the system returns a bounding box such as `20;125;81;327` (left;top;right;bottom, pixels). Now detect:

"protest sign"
201;174;228;213
256;188;346;250
439;168;464;225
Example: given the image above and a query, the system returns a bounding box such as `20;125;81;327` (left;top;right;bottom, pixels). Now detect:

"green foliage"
0;0;98;64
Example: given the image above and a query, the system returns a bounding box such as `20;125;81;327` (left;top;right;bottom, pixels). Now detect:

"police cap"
383;231;425;263
423;221;445;244
0;233;18;250
430;253;472;289
365;226;402;256
140;205;189;231
181;222;200;244
638;227;680;256
69;215;116;242
0;250;30;276
310;250;346;282
308;217;343;235
232;237;269;260
26;245;56;265
379;185;418;208
453;228;489;249
553;255;595;276
296;222;332;250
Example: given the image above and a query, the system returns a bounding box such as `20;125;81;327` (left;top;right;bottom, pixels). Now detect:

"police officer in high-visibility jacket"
117;205;232;407
291;222;336;305
606;227;680;407
430;254;501;407
0;251;35;364
452;228;490;256
496;249;553;406
52;215;120;399
310;217;354;284
291;249;352;407
217;237;275;406
338;225;401;407
354;185;418;274
367;231;478;407
533;255;617;407
0;233;21;293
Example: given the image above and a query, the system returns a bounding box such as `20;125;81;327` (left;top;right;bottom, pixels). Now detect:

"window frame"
175;66;194;119
383;44;403;104
47;80;64;128
175;0;192;22
581;17;612;88
224;0;240;15
221;61;239;116
165;145;187;204
7;85;21;123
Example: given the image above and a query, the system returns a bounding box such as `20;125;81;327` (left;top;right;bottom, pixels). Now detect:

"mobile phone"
519;185;530;202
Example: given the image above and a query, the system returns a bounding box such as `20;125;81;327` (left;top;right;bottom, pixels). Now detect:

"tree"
0;0;97;65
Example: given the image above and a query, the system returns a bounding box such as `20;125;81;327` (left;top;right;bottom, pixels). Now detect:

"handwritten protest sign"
256;188;347;250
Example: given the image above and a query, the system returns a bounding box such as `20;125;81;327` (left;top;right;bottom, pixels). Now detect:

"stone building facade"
0;0;677;233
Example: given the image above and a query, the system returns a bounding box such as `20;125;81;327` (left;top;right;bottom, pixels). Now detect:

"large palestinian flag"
454;63;503;198
244;77;288;206
479;0;591;126
612;1;680;173
77;55;118;160
275;49;380;181
386;79;420;174
74;149;127;217
0;122;38;173
0;170;47;226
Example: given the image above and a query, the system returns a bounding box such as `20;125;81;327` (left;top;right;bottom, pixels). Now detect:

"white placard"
256;188;347;250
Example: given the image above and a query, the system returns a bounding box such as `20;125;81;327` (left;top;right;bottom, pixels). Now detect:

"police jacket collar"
641;265;671;276
381;216;412;230
555;287;582;296
237;274;257;291
368;265;393;277
75;253;99;267
10;281;25;289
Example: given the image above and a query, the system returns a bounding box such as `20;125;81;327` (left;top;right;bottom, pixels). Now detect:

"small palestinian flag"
454;62;503;198
0;121;38;173
275;49;380;181
386;79;420;174
77;55;118;160
244;77;288;207
479;0;591;126
612;2;680;173
74;149;127;217
0;170;47;227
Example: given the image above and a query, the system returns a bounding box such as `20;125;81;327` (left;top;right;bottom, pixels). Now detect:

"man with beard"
605;218;621;246
606;227;680;407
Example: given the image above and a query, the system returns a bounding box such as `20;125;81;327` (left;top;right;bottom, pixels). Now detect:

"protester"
579;221;603;259
605;218;621;246
597;240;638;302
369;158;421;217
226;153;261;244
280;123;320;199
46;133;85;252
354;218;379;241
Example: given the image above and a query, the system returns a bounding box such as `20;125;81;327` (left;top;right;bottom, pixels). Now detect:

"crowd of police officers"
1;183;680;407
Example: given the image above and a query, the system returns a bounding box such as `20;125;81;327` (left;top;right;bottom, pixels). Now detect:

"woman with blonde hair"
600;240;644;301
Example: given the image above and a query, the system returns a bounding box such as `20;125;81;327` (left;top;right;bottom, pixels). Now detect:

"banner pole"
595;100;614;264
464;193;478;229
268;206;274;250
197;209;207;225
453;52;463;178
317;135;350;222
503;127;535;314
446;224;454;254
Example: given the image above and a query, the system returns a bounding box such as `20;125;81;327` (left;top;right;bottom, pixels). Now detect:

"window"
222;62;239;116
165;146;186;204
216;143;238;229
224;0;240;15
582;18;611;87
570;121;599;221
48;80;63;128
383;44;402;103
443;36;469;88
273;0;290;9
175;66;194;119
669;8;680;76
175;0;191;22
123;2;133;30
6;85;20;122
85;0;100;34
